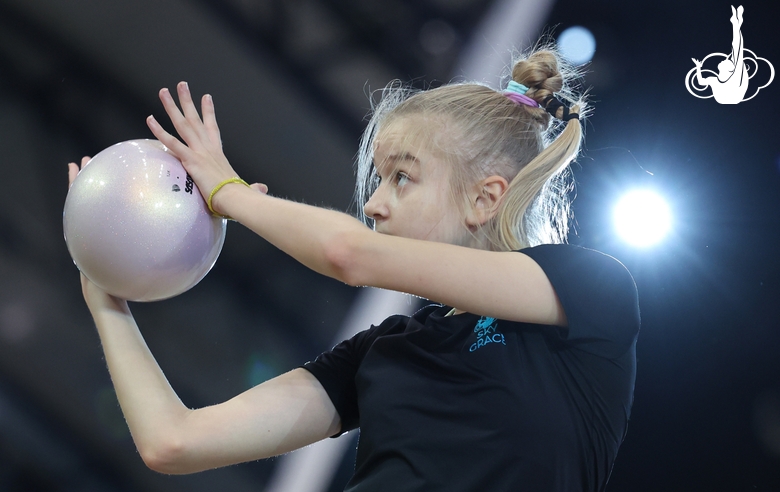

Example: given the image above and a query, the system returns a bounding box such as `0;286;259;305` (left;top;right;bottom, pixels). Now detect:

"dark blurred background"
0;0;778;491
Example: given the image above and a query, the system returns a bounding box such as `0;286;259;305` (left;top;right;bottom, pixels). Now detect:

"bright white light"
613;190;672;247
557;26;596;65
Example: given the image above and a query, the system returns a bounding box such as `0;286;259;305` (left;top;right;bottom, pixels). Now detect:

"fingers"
176;82;213;145
148;83;236;200
157;87;197;147
146;115;189;158
155;83;222;152
68;162;79;188
68;156;93;188
201;94;221;146
176;81;200;123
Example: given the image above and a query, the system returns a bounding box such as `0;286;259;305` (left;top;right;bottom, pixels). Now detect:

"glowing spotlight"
613;190;672;247
557;26;596;65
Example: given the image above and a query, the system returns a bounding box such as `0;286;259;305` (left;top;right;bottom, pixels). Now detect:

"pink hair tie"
503;92;540;108
502;80;538;108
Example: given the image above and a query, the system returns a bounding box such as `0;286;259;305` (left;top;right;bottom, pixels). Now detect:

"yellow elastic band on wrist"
207;177;250;220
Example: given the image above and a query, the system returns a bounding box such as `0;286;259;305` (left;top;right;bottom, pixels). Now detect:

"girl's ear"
465;175;508;228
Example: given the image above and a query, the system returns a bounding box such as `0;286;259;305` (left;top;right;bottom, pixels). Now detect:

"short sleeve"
520;244;640;359
301;315;408;436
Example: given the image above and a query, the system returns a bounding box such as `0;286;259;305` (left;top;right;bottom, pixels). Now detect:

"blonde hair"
355;48;585;251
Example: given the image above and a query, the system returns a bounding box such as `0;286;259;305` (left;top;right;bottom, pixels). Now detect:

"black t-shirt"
303;244;640;492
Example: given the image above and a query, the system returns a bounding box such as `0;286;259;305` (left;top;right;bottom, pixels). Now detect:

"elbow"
324;230;369;287
138;435;192;475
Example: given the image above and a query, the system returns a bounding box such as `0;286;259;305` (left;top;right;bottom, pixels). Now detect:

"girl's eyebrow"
386;152;419;164
375;152;420;174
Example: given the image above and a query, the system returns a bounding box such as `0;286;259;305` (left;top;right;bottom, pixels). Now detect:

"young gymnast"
68;47;640;491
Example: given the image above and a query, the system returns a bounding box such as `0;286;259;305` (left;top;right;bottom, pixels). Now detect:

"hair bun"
511;50;563;105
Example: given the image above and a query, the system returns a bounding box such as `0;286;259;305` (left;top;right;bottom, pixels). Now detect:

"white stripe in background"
456;0;555;86
266;2;556;488
263;288;417;492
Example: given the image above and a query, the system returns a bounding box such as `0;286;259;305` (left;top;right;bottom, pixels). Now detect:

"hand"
67;157;128;312
691;58;702;67
146;82;245;213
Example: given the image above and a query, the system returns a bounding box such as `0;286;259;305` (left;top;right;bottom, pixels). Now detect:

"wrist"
88;300;133;334
207;177;250;219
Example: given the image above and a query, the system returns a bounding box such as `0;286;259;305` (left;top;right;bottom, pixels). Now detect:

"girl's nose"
363;188;389;223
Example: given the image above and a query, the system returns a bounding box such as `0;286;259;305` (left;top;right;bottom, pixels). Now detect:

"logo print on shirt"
469;316;506;352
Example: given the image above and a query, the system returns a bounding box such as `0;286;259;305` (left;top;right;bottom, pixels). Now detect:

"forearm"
87;292;340;475
89;296;190;466
214;183;369;283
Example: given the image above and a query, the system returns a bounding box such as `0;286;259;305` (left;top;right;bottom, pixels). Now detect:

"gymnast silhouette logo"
685;5;774;104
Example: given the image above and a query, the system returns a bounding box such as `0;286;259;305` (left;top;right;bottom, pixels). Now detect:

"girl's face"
364;115;473;246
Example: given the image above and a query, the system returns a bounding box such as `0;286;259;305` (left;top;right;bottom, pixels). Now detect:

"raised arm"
68;160;339;474
146;83;566;327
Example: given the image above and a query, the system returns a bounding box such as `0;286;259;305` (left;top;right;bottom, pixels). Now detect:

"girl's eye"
395;172;410;186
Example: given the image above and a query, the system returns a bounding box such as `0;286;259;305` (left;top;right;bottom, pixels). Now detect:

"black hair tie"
542;94;579;122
